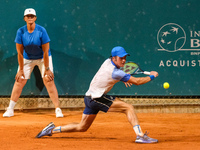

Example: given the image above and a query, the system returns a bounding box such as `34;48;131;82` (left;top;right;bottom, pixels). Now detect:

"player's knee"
120;103;134;114
15;79;27;87
78;125;89;132
43;78;54;85
44;80;55;90
79;127;88;132
126;103;134;112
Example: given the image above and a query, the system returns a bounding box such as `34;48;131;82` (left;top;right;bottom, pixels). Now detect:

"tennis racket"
121;62;150;75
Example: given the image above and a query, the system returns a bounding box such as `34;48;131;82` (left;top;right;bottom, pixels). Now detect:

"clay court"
1;111;200;150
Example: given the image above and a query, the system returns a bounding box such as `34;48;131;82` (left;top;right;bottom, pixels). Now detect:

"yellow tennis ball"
163;82;170;89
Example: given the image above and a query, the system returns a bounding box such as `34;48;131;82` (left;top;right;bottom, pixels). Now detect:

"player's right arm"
127;71;158;86
15;43;25;81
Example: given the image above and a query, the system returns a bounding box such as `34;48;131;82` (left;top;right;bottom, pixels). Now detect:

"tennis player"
3;8;63;118
36;46;158;143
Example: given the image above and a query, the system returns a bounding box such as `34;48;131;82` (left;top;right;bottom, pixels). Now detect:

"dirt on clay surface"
1;111;200;150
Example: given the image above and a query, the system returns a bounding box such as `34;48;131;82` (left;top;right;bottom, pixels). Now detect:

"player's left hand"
15;70;25;82
44;70;54;82
123;82;133;87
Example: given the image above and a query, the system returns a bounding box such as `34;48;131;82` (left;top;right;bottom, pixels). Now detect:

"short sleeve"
14;29;23;44
120;74;131;82
41;28;50;44
112;68;131;82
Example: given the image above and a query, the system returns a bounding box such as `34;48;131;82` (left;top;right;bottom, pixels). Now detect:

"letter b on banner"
191;39;200;47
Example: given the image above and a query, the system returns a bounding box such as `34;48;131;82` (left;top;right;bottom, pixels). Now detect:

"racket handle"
144;71;151;75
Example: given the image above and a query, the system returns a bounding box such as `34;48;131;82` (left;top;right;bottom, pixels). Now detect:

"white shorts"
18;56;53;79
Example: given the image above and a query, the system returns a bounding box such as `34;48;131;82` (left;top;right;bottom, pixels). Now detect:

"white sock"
133;125;143;136
8;100;16;109
53;126;61;134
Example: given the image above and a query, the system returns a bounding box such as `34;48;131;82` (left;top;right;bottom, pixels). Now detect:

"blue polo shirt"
15;24;51;60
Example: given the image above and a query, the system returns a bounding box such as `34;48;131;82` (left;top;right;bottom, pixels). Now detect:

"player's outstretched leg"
135;132;158;143
36;122;55;138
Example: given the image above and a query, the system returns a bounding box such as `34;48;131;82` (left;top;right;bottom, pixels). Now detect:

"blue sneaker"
36;122;55;138
135;132;158;143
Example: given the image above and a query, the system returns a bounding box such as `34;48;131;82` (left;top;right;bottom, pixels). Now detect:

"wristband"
149;75;155;81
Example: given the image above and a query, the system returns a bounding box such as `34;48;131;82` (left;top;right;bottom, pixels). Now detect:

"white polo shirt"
85;58;131;99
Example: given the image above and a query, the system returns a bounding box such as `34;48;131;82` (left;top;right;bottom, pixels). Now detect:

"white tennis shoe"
3;108;14;117
3;107;63;118
55;108;64;118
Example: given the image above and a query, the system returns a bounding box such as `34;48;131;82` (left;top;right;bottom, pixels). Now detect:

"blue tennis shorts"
83;95;116;115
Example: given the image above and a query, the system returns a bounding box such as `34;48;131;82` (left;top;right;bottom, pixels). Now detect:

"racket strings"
122;63;139;74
